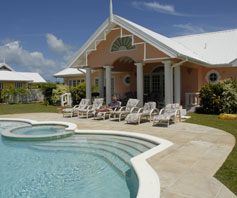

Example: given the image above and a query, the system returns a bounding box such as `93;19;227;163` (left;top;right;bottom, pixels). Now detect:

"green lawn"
186;113;237;195
0;103;58;115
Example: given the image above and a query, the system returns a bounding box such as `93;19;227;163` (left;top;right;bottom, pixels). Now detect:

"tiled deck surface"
0;113;236;198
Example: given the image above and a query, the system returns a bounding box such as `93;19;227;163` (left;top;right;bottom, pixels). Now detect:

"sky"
0;0;236;81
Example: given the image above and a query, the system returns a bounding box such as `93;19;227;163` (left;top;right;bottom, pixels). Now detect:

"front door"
144;66;164;105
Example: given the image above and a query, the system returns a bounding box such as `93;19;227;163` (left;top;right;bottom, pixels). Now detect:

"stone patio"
0;113;235;198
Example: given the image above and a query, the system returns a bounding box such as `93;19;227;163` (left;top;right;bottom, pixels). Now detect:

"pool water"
0;121;157;198
12;125;66;135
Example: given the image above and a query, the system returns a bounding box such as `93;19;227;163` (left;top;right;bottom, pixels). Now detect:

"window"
68;79;84;87
123;75;131;86
0;82;3;90
209;73;218;82
205;70;220;83
111;36;135;52
15;82;22;88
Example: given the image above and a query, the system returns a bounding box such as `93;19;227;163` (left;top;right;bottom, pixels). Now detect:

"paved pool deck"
0;113;236;198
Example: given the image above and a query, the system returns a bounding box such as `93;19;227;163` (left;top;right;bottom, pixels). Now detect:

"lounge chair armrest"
87;105;93;110
119;106;126;111
138;108;144;113
159;108;165;115
150;108;159;115
131;107;139;113
175;109;181;116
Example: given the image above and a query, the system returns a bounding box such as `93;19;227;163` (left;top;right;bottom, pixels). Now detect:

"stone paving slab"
0;113;236;198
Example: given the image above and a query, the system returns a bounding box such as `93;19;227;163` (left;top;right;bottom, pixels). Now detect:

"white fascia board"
67;18;111;68
113;15;177;58
179;54;233;68
53;74;85;78
231;59;237;67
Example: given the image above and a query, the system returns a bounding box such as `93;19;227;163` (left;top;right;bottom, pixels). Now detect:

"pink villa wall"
87;26;169;68
63;24;237;105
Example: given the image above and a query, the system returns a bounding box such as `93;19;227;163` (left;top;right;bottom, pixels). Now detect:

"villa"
54;1;237;109
0;62;46;90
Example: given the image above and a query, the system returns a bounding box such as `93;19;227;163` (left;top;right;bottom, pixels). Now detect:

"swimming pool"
0;120;165;198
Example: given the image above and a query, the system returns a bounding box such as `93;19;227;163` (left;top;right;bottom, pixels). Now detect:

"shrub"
40;83;57;105
0;90;2;103
51;84;69;106
70;82;86;105
1;87;30;104
200;78;237;114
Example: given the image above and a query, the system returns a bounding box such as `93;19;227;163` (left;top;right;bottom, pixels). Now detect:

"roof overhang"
67;14;236;69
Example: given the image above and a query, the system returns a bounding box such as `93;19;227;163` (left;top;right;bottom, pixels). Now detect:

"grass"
186;113;237;195
0;103;58;115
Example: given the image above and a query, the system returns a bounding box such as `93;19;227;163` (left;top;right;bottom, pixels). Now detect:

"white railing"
185;92;200;109
61;93;72;107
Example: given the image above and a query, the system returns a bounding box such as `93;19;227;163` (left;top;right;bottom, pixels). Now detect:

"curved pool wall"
0;118;173;198
0;118;77;141
75;130;173;198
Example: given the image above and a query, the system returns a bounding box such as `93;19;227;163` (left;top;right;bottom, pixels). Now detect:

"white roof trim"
67;15;236;68
0;63;15;71
68;18;111;68
231;59;237;67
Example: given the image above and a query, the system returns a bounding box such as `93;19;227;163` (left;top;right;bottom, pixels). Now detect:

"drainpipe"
170;58;188;103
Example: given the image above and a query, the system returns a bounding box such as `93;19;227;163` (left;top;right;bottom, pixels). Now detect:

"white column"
86;67;92;103
135;63;144;107
104;65;112;104
163;61;172;105
98;69;104;98
174;65;181;104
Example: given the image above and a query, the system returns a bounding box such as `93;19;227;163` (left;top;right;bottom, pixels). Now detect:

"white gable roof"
54;68;86;78
172;29;237;65
0;62;15;71
0;71;32;82
18;72;46;83
68;15;237;68
114;15;207;62
0;71;46;83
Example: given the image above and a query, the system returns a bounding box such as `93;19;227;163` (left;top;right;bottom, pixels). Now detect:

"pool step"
31;145;129;177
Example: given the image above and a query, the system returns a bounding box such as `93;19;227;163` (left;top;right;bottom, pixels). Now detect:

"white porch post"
174;65;181;104
104;65;112;104
98;68;104;98
86;67;92;103
163;61;172;105
135;63;144;107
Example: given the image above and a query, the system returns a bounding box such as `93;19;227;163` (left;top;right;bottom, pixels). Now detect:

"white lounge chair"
62;99;89;118
125;102;159;124
94;101;122;120
109;99;139;122
78;98;104;119
153;103;181;127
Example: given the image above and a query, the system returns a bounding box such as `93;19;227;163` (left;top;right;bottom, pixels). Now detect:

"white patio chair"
153;103;182;127
78;98;104;119
125;102;159;124
94;101;122;120
109;99;139;122
62;99;90;118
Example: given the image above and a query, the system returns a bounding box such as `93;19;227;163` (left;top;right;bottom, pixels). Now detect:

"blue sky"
0;0;236;81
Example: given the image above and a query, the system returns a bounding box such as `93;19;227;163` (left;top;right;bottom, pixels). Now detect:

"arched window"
111;36;135;52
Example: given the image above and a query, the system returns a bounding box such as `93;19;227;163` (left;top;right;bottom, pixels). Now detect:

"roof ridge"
171;28;237;39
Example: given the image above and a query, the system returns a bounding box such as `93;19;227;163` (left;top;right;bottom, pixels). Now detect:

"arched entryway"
111;56;137;103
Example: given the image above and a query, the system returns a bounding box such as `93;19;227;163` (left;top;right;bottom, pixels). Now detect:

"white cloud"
173;24;206;35
132;1;205;17
0;41;59;80
46;33;69;53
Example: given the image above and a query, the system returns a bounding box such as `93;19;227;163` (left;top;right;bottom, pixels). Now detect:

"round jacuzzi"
1;120;76;141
